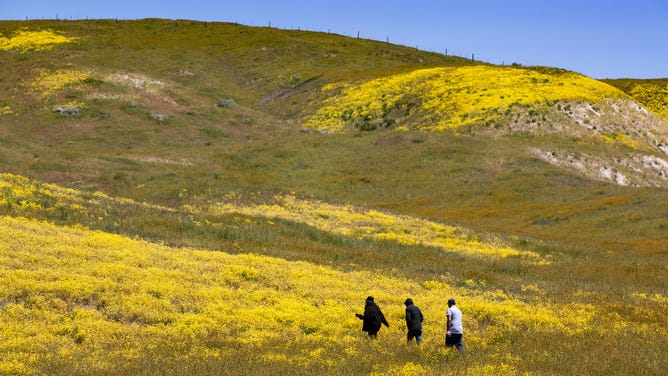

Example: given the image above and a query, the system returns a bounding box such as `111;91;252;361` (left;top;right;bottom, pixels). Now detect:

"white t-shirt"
446;305;463;334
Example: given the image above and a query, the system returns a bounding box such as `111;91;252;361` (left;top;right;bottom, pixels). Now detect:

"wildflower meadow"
1;174;666;375
0;19;666;375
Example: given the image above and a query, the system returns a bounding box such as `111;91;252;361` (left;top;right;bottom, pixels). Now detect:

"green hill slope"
0;19;667;375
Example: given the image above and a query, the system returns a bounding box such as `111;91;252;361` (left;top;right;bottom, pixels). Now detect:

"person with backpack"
404;298;424;345
355;296;389;339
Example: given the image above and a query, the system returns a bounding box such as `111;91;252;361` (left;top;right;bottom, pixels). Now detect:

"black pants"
446;333;465;351
407;328;423;342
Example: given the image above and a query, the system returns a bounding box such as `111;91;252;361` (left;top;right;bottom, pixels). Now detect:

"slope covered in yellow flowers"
304;65;627;132
0;214;657;375
209;194;542;260
0;29;76;52
1;173;666;375
604;78;668;118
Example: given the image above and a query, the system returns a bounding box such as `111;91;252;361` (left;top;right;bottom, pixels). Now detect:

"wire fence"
2;16;486;62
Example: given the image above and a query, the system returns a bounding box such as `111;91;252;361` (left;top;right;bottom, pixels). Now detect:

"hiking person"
445;297;465;351
355;296;389;338
404;298;424;345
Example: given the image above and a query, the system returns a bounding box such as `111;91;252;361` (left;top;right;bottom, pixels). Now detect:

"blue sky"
2;0;667;79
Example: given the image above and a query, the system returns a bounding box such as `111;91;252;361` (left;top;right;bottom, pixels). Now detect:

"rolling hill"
0;19;666;375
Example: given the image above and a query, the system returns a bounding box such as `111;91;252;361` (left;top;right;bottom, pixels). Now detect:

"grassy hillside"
0;19;667;375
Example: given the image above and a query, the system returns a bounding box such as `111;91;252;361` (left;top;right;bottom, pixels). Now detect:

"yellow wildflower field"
305;65;626;132
27;69;92;99
0;215;617;375
605;79;668;119
0;29;76;52
628;81;668;118
1;173;665;374
210;194;543;261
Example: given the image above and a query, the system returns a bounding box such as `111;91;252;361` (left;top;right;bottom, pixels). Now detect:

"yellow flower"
0;29;77;52
28;69;92;99
211;194;542;260
600;133;641;149
305;65;626;132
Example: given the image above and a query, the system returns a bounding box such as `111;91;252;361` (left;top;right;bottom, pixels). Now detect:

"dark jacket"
405;304;423;330
357;299;389;333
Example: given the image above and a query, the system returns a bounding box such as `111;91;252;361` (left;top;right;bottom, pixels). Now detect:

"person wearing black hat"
355;296;389;339
445;297;465;351
404;298;424;345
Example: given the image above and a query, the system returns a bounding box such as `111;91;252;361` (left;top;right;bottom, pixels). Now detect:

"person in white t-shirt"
446;297;466;351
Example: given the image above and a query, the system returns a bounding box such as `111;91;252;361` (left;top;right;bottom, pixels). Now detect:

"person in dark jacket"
404;298;424;345
355;296;389;338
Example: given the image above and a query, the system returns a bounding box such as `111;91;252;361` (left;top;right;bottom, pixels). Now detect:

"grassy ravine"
0;19;667;375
